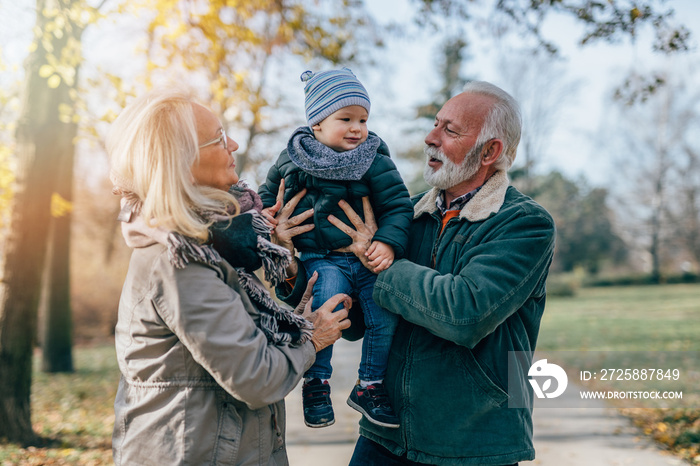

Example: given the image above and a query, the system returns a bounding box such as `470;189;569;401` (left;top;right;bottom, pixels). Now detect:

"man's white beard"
423;145;482;189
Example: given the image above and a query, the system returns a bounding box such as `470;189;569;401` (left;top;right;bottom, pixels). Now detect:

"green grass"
539;283;700;351
538;283;700;408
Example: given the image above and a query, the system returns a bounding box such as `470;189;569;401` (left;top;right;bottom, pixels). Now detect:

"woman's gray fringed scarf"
287;126;380;180
115;182;313;347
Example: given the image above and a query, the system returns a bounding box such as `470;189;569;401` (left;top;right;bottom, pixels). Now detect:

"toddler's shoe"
347;381;399;428
302;378;335;428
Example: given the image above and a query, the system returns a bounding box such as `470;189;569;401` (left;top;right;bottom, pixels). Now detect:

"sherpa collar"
413;170;510;222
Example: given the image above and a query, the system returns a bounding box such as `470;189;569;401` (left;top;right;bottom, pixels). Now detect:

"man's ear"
481;139;504;166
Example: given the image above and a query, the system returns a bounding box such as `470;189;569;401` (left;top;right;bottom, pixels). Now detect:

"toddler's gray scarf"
287;126;380;180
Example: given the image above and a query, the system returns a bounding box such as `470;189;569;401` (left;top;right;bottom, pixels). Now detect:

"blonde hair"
107;88;238;241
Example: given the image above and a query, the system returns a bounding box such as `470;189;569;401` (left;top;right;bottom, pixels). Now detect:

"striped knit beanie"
301;68;371;126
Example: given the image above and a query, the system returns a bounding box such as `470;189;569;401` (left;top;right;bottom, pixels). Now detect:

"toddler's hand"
365;241;394;273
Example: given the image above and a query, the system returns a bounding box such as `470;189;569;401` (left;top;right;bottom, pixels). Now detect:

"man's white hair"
462;81;522;171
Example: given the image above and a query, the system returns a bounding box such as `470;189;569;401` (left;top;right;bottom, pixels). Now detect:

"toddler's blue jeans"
303;252;398;381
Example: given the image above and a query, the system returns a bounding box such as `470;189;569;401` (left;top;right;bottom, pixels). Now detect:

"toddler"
259;68;413;429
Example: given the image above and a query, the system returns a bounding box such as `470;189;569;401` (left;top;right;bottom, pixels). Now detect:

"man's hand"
327;197;380;272
366;240;394;273
305;293;352;352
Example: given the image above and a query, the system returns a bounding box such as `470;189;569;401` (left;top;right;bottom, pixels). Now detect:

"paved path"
530;403;684;465
285;339;687;466
286;339;362;466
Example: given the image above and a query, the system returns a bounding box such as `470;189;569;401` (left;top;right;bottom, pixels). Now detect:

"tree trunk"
0;0;82;444
650;210;662;283
0;77;59;445
41;144;75;373
649;177;664;284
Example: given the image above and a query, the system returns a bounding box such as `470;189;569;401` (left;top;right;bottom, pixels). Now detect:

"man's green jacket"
281;170;556;465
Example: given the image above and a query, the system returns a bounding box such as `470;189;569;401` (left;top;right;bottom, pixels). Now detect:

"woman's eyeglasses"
198;128;227;151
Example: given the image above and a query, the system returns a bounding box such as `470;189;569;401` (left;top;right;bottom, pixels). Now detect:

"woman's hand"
327;197;379;272
294;271;318;316
294;271;350;351
264;179;314;277
303;293;352;352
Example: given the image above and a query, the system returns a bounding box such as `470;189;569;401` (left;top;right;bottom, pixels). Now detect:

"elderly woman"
107;88;350;465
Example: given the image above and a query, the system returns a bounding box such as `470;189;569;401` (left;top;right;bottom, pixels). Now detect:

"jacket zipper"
430;212;444;268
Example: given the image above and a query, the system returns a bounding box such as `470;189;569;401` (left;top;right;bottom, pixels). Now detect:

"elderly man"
276;81;555;465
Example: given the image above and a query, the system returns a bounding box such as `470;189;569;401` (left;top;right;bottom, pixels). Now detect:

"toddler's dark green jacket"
258;137;413;257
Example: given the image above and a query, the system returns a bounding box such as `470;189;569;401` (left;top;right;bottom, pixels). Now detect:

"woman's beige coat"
112;242;316;465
